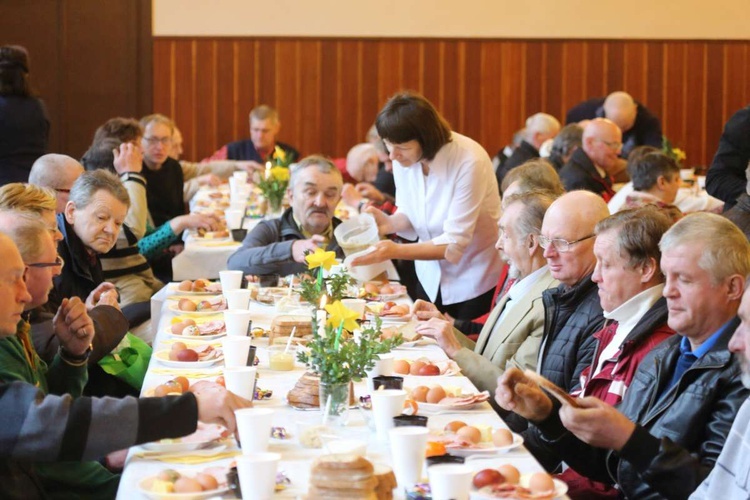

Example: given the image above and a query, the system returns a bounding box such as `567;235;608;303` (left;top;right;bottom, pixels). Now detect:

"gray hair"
660;212;750;284
505;190;556;240
0;212;49;262
501;159;565;197
596;206;673;272
289;155;343;190
524;113;561;139
69;170;130;210
139;113;174;134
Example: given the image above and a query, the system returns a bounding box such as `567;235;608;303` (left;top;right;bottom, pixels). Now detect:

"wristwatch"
59;344;93;366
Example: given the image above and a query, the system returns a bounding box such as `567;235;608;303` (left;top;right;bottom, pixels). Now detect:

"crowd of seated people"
3;53;750;499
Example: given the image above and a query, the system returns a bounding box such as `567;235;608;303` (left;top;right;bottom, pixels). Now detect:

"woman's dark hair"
81;137;121;173
375;91;451;162
0;45;31;97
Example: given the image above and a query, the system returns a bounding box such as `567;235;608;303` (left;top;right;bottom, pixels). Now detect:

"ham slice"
193;344;222;360
197;320;226;335
438;391;490;406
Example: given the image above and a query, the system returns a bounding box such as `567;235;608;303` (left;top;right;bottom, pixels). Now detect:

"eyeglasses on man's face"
26;255;65;270
538;234;595;253
143;136;173;146
596;138;623;151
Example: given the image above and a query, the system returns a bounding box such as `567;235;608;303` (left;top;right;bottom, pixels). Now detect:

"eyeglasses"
596;138;623;151
26;255;65;269
54;188;71;194
538;234;595;253
143;136;172;146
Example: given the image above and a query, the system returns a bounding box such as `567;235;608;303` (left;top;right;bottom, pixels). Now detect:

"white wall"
153;0;749;39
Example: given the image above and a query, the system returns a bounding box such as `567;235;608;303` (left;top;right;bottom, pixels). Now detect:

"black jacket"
565;97;663;157
706;105;750;210
539;274;604;392
535;318;748;499
495;140;539;188
559;148;615;199
723;192;750;239
227;207;344;276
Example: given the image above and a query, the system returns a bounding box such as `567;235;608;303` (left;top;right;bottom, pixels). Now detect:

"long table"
117;285;554;499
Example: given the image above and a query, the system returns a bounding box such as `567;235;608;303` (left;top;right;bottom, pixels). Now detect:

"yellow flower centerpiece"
257;164;290;215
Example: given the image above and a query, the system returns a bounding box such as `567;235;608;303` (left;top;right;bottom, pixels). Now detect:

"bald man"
496;113;561;186
559;118;622;201
566;91;663;158
28;154;85;213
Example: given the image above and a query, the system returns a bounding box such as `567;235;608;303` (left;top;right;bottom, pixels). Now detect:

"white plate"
154;349;223;368
447;433;524;456
168;330;227;341
167;302;226;316
415;398;488;412
366;312;412;323
138;476;229;500
396;337;437;349
472;476;567;499
167;283;222;296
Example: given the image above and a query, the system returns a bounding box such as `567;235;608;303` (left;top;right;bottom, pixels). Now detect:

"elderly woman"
353;92;502;320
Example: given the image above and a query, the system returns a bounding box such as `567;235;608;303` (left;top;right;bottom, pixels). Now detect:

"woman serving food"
351;92;502;320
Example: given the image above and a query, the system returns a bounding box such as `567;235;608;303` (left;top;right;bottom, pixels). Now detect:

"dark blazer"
559;148;615;200
495;140;540;188
706;105;750;210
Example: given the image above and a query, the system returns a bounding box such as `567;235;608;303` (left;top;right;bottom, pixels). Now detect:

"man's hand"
189;380;253;433
349;239;397;266
112;142;143;174
559;396;636;451
494;367;554;423
85;282;118;311
341;183;364;208
196;174;222;187
411;299;446;321
53;297;95;356
238;160;264;175
415;317;462;357
363;206;395;235
356;182;385;203
292;235;327;263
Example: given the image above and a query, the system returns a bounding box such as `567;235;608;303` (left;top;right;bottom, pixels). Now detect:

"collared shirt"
393;132;502;304
665;318;734;391
496;265;549;325
292;213;333;243
594;284;665;377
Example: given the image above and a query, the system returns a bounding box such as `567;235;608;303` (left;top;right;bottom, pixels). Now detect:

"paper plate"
154;349;223;369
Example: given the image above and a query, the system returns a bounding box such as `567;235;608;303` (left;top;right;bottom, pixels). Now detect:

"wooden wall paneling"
318;41;339;156
193;40;217;160
172;40;195;158
274;40;301;153
480;41;504;150
421;41;441;117
438;42;460;133
401;41;423;93
723;44;747;125
360;40;380;137
663;43;687;148
499;42;526;149
298;40;322;156
544;43;564;123
214;39;237;153
563;42;587;120
685;43;706;165
256;40;278;114
705;43;725;164
377;41;404;106
461;41;483;142
524;42;545;128
339;41;363;156
623;42;647;104
234;40;256;150
645;41;665;123
153;40;174;119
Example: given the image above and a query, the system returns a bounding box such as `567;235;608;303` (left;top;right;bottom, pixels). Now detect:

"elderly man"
228;155;344;277
706;105;750;210
341;143;397;214
412;191;559;396
559;118;621;201
0;232;252;498
566;91;663;157
496;113;561;186
204;104;299;168
497;213;749;498
28;154;85;214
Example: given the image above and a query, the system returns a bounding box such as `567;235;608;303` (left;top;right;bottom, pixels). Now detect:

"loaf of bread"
286;372;356;409
270;315;313;343
308;454;378;500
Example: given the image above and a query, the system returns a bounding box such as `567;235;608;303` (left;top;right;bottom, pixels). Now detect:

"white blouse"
393;132;502;304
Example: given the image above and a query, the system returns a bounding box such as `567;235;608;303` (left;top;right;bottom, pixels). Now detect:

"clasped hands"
494;368;636;451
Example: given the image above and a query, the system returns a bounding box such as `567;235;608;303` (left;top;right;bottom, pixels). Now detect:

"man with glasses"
559;118;622;201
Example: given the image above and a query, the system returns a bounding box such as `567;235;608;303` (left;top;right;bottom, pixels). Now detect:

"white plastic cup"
219;270;243;291
365;352;394;392
225;289;252;310
224;366;256;401
235;452;280;500
428;464;473;500
223;309;254;336
235;408;275;453
341;298;367;319
225;209;244;230
222;336;252;368
370;389;406;441
389;426;429;489
233;170;248;184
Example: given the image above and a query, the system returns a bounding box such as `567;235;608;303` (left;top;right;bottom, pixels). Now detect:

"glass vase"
264;193;284;219
319;380;350;426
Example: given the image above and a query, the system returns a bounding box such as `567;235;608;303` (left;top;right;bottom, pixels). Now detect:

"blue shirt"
665;319;734;392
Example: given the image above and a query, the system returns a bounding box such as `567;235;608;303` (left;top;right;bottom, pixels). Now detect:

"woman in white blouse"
352;92;502;320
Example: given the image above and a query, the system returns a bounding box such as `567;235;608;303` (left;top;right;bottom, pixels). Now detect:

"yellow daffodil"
270;166;290;182
325;300;360;332
305;247;337;271
673;148;687;162
274;146;287;164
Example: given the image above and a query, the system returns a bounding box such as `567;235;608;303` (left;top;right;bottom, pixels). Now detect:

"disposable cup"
224;366;256;401
219;270;243;291
222;336;252;368
389;426;429;489
235;452;280;500
370;389;406;441
225;289;252;310
428;464;473;500
365;352;394;391
225;209;244;230
235;408;275;453
223;309;253;336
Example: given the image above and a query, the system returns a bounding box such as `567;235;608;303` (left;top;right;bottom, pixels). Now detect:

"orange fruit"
425;441;446;457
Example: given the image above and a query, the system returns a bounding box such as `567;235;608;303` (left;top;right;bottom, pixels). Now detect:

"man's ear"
64;200;76;225
655;175;667;191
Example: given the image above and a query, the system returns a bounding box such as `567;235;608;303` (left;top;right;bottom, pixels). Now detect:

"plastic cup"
223;309;253;336
235;452;280;500
267;345;297;371
233;171;248;184
365;352;394;391
389;426;429;489
428;464;473;500
235;408;275;453
342;298;367;319
225;289;252;310
370;389;406;441
224;366;256;401
225;209;244;230
222;336;252;368
219;270;243;291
